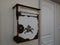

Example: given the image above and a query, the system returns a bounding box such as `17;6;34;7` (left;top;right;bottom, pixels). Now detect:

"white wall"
54;3;60;45
40;0;55;36
40;0;60;45
40;0;55;45
0;0;39;45
0;12;1;45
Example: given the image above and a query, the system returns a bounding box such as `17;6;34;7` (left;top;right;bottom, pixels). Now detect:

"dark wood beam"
13;4;40;10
